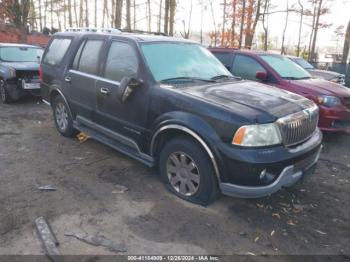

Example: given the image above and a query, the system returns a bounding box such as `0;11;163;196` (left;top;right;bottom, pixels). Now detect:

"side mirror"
256;71;268;81
118;77;142;102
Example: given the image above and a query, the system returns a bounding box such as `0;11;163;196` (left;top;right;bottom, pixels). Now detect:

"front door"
95;40;150;145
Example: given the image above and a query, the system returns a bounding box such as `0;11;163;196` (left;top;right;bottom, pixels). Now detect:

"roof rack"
64;27;168;37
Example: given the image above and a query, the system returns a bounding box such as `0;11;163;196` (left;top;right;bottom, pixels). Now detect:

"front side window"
232;54;266;81
0;46;43;62
104;41;138;82
293;58;314;70
73;40;104;75
43;38;71;66
260;55;311;80
140;42;231;82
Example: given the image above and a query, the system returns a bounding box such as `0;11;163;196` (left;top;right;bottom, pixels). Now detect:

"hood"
307;68;342;80
289;78;350;97
181;81;315;121
2;62;40;71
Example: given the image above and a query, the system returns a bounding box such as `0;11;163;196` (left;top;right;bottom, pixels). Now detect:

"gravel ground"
0;97;349;260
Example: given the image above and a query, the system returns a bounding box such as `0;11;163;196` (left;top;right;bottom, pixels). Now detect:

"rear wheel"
52;95;78;137
0;80;12;104
159;136;220;205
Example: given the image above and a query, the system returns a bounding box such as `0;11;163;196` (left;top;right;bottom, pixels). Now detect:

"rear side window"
232;54;266;81
104;41;138;82
43;38;71;66
73;40;104;75
213;52;234;68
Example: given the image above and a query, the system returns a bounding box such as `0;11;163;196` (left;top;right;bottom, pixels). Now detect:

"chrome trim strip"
150;124;220;179
42;99;51;106
69;70;121;86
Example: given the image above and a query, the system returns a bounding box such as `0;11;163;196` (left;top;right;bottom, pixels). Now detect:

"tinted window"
76;40;104;75
72;42;84;70
43;38;71;66
104;42;138;82
261;55;311;80
232;54;266;81
212;52;234;68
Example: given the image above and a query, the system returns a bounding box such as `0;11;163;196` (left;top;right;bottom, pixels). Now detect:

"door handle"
100;87;110;95
64;76;71;83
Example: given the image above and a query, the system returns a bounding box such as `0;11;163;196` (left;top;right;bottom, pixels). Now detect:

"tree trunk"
114;0;123;28
94;0;97;27
164;0;169;34
133;0;136;29
310;0;323;62
231;0;236;47
342;20;350;63
84;0;89;27
158;0;163;32
147;0;151;32
79;0;83;27
169;0;176;36
296;0;303;57
38;0;43;31
281;0;289;55
221;0;227;46
210;0;217;47
262;0;269;51
308;2;317;60
245;0;261;49
126;0;131;30
50;0;54;29
239;0;246;49
73;0;78;26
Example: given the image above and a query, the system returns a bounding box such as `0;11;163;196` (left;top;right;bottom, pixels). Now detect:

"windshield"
140;42;231;82
0;47;43;62
293;58;314;69
260;54;311;80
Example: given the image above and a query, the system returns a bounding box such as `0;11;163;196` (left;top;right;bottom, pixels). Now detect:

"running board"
74;121;155;167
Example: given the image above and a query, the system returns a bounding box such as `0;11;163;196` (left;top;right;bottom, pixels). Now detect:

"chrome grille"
277;106;319;147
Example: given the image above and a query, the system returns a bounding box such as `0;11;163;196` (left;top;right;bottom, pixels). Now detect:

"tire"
52;95;78;137
0;80;12;104
159;136;220;205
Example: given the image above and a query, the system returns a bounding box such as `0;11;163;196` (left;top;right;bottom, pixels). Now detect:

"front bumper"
318;105;350;132
5;78;41;100
220;146;321;198
214;129;323;198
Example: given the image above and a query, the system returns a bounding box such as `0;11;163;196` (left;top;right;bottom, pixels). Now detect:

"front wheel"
159;136;220;205
52;95;78;137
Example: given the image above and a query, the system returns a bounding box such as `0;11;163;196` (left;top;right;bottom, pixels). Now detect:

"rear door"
231;54;268;81
65;36;106;122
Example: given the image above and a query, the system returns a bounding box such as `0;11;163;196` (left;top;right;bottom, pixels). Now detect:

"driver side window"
232;54;266;81
104;41;138;82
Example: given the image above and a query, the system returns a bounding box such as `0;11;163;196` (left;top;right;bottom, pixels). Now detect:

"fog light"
260;169;267;180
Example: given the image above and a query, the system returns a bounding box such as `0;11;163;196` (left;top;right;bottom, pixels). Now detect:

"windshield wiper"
210;75;240;81
160;77;216;83
282;76;311;80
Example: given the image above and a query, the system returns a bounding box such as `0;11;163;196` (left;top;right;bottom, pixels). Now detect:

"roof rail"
119;29;168;36
64;27;168;37
65;27;122;34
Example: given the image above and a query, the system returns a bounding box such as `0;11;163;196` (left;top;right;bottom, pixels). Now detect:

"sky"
168;0;350;50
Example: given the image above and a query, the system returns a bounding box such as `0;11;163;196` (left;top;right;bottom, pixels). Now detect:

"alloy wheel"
55;102;69;131
166;152;200;196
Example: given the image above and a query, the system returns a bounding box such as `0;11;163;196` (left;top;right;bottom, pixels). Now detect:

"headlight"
316;95;341;107
8;67;16;78
232;123;282;147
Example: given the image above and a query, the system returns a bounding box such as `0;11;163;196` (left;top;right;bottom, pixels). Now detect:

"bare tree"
238;0;246;49
262;0;270;51
164;0;169;34
79;0;83;27
147;0;151;32
221;0;227;46
181;0;193;39
296;0;304;57
231;0;236;46
158;0;163;32
94;0;97;27
126;0;131;30
343;20;350;63
84;0;89;27
169;0;176;36
114;0;123;28
281;0;289;54
209;0;218;46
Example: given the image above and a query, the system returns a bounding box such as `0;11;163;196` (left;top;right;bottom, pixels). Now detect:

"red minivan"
210;48;350;132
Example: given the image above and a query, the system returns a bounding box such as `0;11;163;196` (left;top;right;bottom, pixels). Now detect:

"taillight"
39;66;43;82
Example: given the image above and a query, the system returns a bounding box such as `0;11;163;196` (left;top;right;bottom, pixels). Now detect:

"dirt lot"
0;97;349;259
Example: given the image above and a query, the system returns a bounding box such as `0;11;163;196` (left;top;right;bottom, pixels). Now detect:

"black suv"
41;29;322;205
